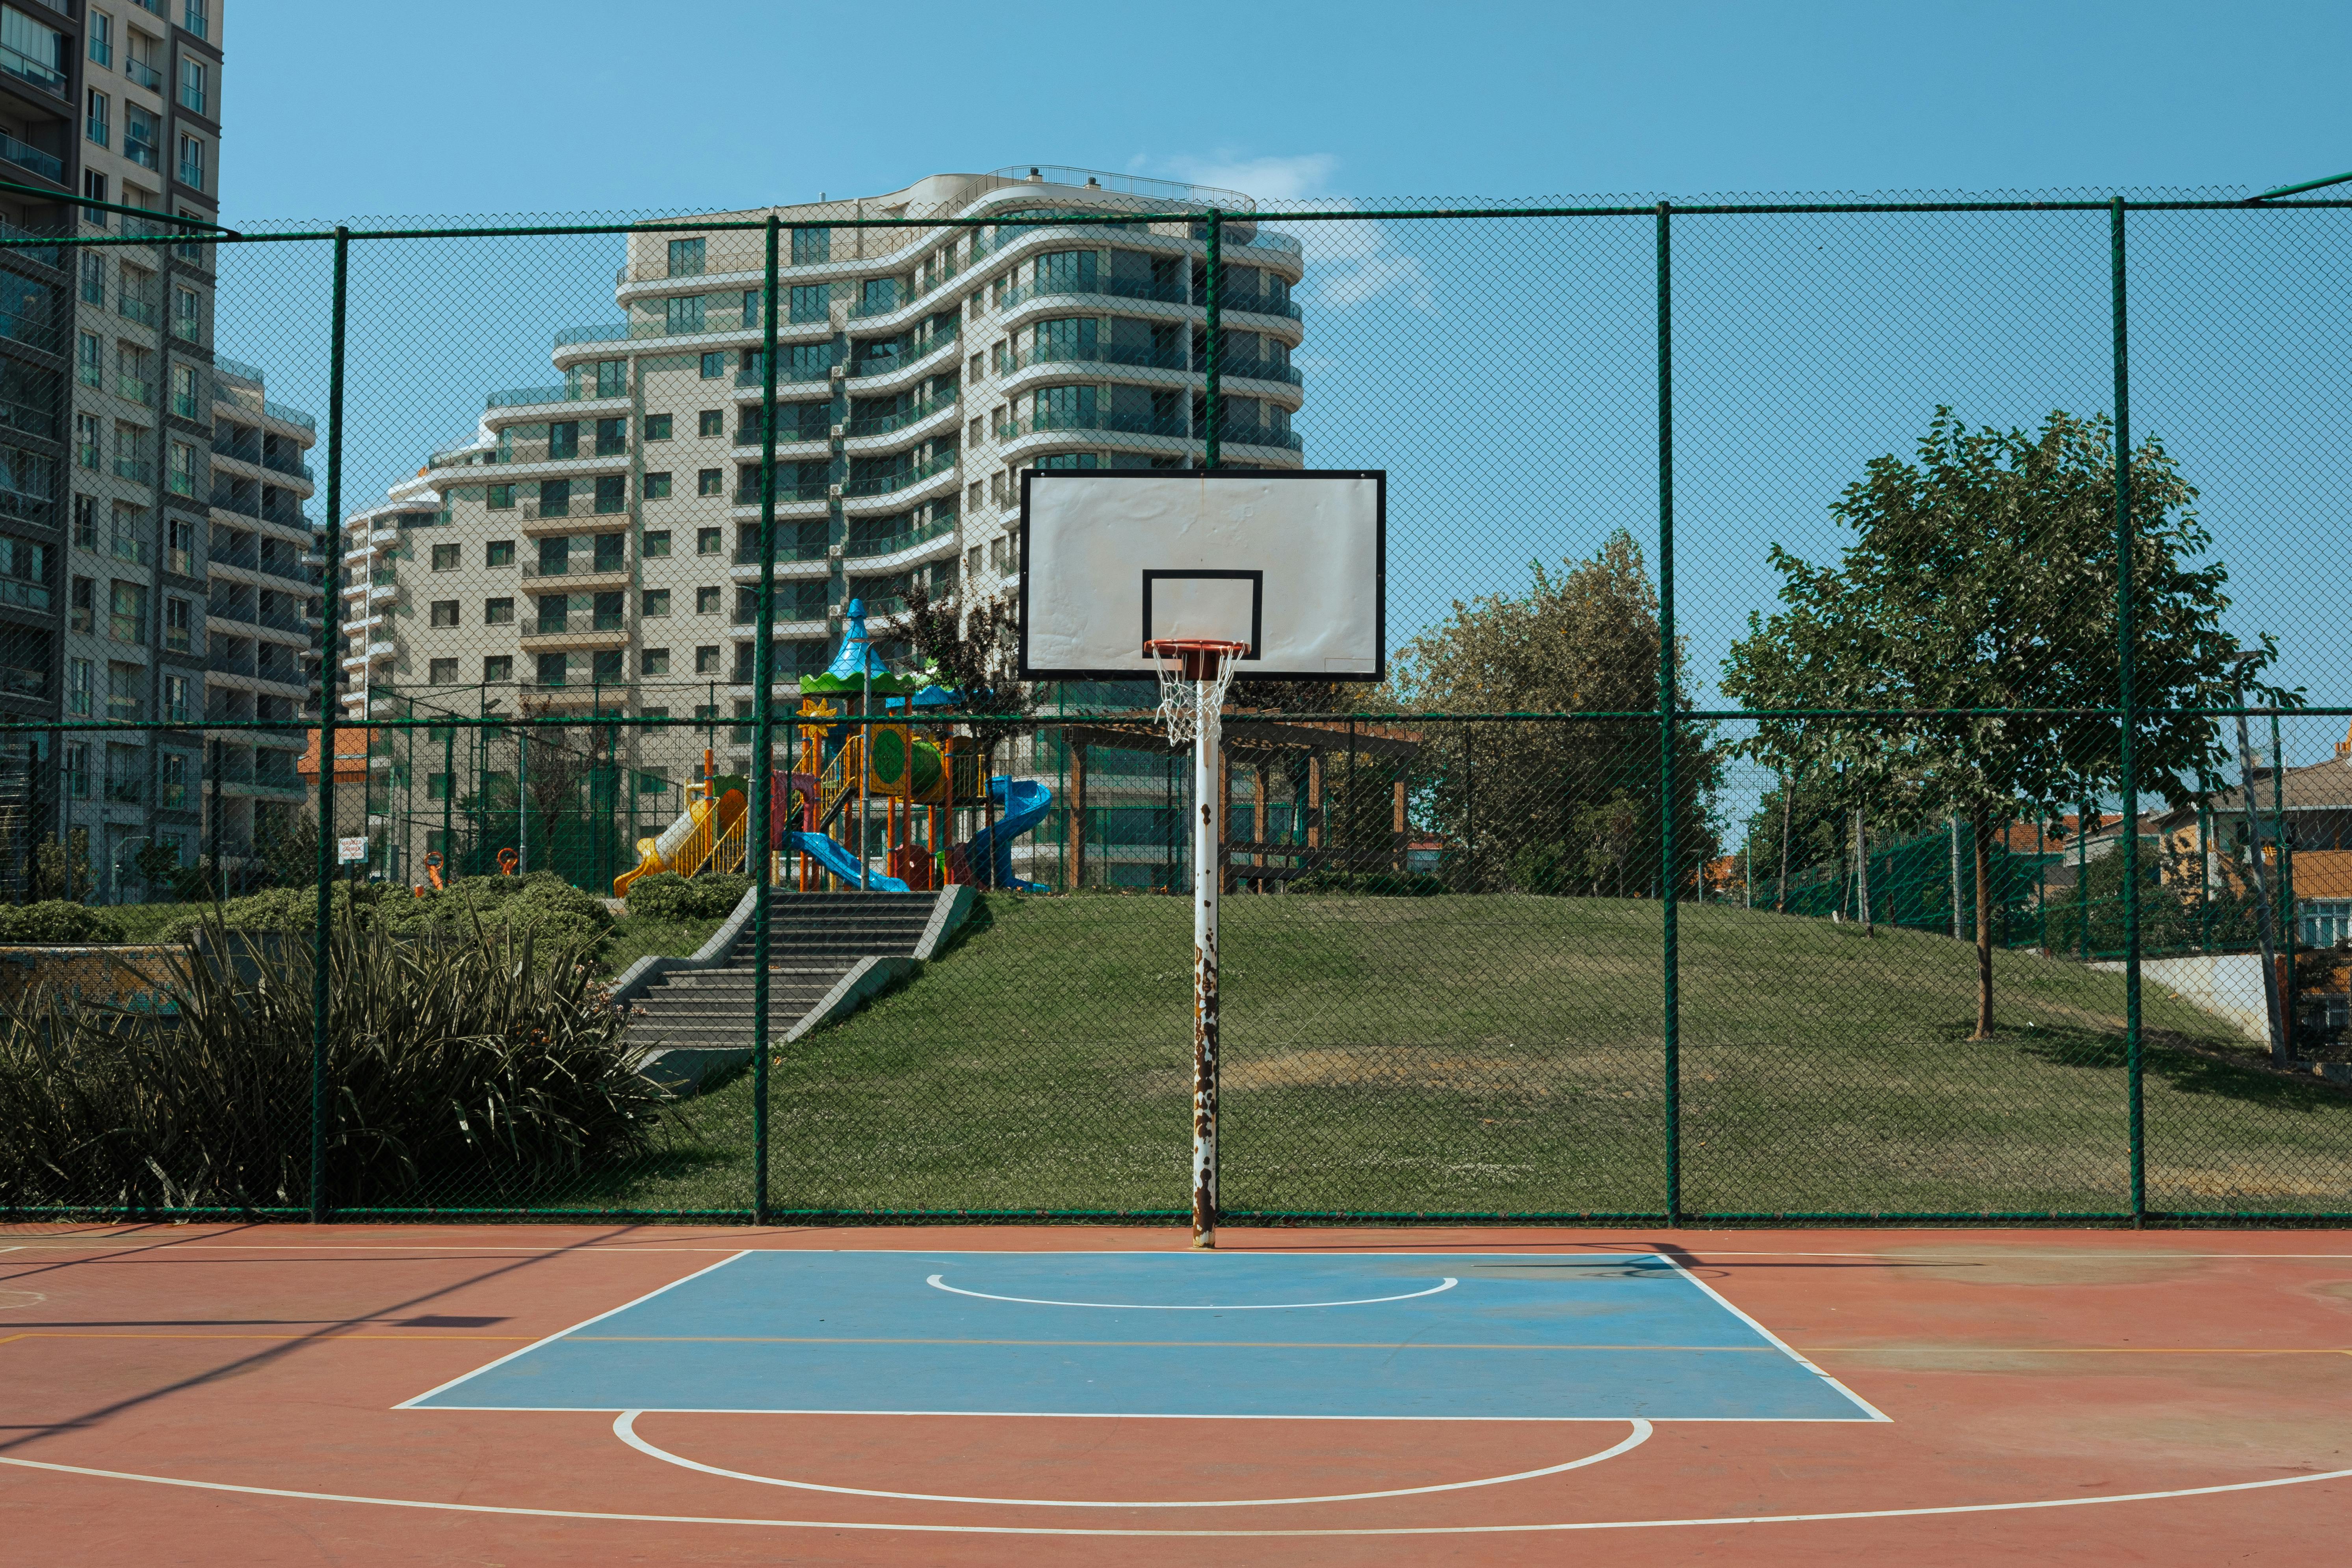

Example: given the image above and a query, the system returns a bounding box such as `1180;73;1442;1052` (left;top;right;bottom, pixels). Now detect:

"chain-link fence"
1;173;2348;1224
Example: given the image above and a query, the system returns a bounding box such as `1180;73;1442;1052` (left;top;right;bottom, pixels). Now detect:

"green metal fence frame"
4;183;2349;1226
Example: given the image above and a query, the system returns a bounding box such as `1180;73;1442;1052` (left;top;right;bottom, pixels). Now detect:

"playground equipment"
611;749;748;897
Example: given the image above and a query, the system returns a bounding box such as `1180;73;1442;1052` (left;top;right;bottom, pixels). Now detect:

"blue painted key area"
407;1252;1873;1421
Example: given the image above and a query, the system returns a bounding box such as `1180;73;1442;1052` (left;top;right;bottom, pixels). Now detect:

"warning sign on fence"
338;837;370;864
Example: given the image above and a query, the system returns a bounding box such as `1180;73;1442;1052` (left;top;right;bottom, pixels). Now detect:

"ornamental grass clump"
0;903;673;1213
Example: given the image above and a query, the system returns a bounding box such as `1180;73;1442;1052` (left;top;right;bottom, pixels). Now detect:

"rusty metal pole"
1191;658;1222;1248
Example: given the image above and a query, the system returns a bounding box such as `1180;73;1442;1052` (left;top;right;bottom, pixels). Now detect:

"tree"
517;710;591;874
32;829;92;903
1723;407;2284;1038
254;806;319;889
1394;529;1720;896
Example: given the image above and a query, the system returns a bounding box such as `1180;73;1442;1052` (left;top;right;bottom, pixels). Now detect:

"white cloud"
1143;151;1436;314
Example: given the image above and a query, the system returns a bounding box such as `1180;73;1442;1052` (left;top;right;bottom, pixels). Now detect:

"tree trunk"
1854;807;1873;936
1972;803;1994;1040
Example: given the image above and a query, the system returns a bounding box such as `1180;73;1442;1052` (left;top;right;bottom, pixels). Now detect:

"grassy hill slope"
603;893;2352;1218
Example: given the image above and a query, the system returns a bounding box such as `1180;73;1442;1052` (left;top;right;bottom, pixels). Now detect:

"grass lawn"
580;892;2352;1219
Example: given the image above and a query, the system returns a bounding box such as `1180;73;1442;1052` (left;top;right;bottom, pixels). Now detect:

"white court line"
8;1240;2352;1260
1652;1254;1890;1422
407;1405;1871;1423
394;1250;751;1410
3;1452;2348;1536
925;1273;1458;1310
612;1410;1648;1506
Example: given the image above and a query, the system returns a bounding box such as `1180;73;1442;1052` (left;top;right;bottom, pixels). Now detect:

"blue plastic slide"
960;777;1053;892
786;829;910;893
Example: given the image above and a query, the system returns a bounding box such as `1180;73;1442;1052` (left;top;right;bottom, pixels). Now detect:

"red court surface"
4;1222;2350;1565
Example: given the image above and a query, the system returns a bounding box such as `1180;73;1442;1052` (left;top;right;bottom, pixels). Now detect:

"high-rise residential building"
343;168;1305;885
0;0;253;901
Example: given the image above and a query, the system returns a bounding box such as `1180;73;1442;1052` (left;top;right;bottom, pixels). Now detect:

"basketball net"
1149;640;1247;748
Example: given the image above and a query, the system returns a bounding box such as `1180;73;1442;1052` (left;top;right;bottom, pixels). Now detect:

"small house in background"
2144;719;2352;949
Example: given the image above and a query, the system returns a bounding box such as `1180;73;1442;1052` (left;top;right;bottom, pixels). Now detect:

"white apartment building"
342;167;1306;882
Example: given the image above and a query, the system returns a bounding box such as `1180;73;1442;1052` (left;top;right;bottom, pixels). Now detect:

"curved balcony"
839;451;957;507
842;515;957;571
734;351;840;390
843;322;960;388
843;386;959;441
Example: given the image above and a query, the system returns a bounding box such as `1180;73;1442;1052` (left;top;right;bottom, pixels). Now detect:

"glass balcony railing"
117;373;154;406
114;456;154;485
0;42;65;93
210;489;259;519
997;407;1304;450
265;400;316;433
998;274;1302;320
552;322;630;348
845;323;959;381
841;451;956;498
119;294;157;325
125;58;162;91
0;130;61;182
110;537;152;567
735;353;840;389
168;469;197;497
521;557;629;578
125;137;158;171
842;387;959;438
845;513;956;561
0;219;57;268
261;451;313;481
731;477;832;505
732;535;831;565
0;576;48;611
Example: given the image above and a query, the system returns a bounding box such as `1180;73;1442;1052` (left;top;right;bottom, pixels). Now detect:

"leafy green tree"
1396;529;1720;896
1724;407;2282;1037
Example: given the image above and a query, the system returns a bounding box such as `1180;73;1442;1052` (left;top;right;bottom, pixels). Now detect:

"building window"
161;754;189;809
425;773;451;803
699;351;725;379
860;277;899;315
178;57;205;115
536;479;570;517
428;599;458;628
162;594;190;651
67;657;91;715
167;439;196;496
483;654;512;682
166;516;193;574
108;581;147;642
666;238;705;278
184;0;208;41
106;661;140;721
535;651;570;686
642;471;671;500
790;227;829;265
592;648;622;682
696;526;722;554
74;413;97;469
697;409;723;437
430;542;460;571
487;483;515;511
171;284;200;343
696;468;722;497
483;596;513;625
534;594;568;634
594;359;626;398
485;539;515;566
642;588;670;617
64;743;87;799
789;282;831;323
664;295;705;336
170;362;198;419
695;644;721;674
641;529;670;557
428;657;459;684
125;103;157;170
595;416;627;456
643;412;672;441
695;585;721;615
77;332;101;388
0;534;45;609
88;10;111;67
81;170;108;225
593;474;626;514
640;648;669;676
85;88;109;147
547;421;579;459
162;674;188;723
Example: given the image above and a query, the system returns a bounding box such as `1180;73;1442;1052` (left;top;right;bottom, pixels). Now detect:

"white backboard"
1017;470;1386;682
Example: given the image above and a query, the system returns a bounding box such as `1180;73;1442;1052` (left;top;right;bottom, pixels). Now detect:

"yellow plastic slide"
612;785;747;897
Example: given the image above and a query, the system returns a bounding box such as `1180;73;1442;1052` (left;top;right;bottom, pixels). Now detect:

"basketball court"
4;1223;2350;1564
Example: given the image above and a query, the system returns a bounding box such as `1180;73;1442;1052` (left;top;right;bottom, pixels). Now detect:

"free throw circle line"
6;1452;2351;1536
924;1273;1458;1310
612;1410;1649;1508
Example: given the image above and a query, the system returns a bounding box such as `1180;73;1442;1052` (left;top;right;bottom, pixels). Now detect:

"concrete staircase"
619;887;967;1093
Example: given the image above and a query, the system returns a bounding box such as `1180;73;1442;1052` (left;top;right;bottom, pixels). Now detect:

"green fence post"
749;213;782;1226
1204;209;1221;470
310;225;349;1225
2110;196;2144;1226
1656;199;1680;1226
2274;709;2292;1046
2079;797;2090;961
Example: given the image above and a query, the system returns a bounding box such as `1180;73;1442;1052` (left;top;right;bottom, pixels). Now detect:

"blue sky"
214;1;2351;765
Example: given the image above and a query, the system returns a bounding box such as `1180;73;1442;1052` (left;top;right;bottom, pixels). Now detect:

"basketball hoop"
1147;639;1248;748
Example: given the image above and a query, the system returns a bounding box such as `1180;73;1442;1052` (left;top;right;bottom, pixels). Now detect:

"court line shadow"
0;1225;668;1453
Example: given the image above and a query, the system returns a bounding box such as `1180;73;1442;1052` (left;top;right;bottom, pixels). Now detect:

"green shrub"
1290;869;1449;897
625;871;751;922
162;873;614;961
0;911;674;1211
0;900;131;944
